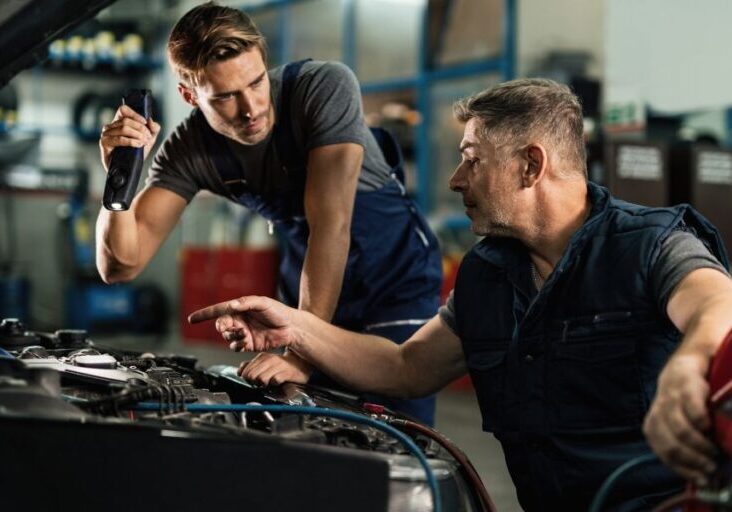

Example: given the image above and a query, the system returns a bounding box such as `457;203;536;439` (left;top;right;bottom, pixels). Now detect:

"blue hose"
589;453;659;512
134;402;442;512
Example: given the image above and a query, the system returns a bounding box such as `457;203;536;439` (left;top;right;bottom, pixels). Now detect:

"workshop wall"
8;0;715;344
518;0;605;78
6;1;179;330
606;0;732;113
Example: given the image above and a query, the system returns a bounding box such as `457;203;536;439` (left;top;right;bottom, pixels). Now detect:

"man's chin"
472;221;513;238
234;128;270;146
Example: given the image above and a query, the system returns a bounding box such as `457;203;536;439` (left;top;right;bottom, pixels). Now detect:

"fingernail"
696;476;709;487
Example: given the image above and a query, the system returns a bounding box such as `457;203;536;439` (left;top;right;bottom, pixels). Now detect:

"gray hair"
453;78;587;177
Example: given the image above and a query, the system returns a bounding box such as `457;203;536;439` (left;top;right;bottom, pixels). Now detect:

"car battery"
605;141;669;207
670;144;732;258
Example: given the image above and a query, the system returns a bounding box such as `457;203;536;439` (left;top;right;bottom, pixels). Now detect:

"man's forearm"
676;292;732;360
290;310;413;397
298;223;350;321
95;208;142;283
643;273;732;483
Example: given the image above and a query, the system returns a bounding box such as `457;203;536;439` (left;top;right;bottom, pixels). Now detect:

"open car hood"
0;0;115;87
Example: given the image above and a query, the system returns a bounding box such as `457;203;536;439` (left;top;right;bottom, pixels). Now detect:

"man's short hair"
167;1;267;87
454;78;587;177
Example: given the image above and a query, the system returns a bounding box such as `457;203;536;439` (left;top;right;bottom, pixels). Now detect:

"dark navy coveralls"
454;182;728;510
198;60;443;425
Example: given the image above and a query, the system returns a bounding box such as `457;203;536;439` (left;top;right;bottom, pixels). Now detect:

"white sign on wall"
697;151;732;185
617;145;663;181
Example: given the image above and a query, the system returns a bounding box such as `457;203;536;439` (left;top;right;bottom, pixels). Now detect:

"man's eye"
214;94;235;102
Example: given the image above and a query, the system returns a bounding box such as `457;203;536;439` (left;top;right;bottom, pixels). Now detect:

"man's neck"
523;181;591;280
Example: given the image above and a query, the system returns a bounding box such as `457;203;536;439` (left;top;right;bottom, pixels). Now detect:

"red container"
180;247;278;345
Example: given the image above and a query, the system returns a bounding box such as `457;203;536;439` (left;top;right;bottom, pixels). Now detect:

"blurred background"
1;2;730;508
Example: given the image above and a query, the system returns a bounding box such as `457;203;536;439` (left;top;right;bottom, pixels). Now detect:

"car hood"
0;0;115;87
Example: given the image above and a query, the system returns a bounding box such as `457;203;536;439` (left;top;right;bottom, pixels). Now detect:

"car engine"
0;318;493;512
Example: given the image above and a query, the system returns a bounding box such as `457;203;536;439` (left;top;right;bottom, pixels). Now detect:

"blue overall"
198;60;443;425
454;183;728;511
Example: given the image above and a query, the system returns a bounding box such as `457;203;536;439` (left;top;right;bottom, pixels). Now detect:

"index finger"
188;300;238;324
188;296;269;324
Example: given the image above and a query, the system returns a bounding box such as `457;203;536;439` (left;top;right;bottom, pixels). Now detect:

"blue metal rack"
243;0;516;214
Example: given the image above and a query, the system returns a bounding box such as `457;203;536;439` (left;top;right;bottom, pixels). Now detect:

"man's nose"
238;92;255;117
449;164;465;192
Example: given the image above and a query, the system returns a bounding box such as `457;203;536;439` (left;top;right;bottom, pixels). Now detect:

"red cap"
362;402;385;415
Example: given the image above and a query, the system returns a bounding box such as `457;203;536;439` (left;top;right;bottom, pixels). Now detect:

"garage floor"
435;389;521;511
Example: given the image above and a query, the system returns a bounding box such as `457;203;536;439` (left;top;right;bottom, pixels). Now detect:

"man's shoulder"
166;109;204;141
269;60;356;85
603;198;689;233
598;198;728;263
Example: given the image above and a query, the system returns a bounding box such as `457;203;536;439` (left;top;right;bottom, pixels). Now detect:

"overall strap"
273;58;312;173
369;126;405;186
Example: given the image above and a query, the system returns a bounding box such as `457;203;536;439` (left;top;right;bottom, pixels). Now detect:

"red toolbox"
180;247;278;344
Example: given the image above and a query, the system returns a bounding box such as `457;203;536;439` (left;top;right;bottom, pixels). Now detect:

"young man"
95;2;442;425
189;78;732;511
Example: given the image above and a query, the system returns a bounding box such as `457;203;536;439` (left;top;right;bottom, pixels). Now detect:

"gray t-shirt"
439;230;730;333
147;60;391;201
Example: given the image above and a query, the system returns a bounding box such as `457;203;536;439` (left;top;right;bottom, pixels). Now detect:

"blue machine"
66;282;135;331
0;275;30;322
63;173;167;334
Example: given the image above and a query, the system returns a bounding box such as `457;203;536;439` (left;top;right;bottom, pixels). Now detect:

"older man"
190;78;732;511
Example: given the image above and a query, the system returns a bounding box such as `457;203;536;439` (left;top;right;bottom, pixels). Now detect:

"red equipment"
667;328;732;512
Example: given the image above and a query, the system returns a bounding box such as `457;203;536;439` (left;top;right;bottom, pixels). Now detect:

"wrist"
675;333;723;366
664;350;711;382
288;309;311;354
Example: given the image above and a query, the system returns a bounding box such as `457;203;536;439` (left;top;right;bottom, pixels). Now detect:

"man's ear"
178;83;198;107
522;143;548;187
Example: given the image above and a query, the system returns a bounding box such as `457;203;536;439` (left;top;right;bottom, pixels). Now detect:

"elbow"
99;271;130;285
98;267;137;285
96;257;141;284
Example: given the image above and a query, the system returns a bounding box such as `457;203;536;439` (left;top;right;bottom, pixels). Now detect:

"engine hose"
389;418;496;512
133;403;442;512
78;385;187;415
588;453;660;512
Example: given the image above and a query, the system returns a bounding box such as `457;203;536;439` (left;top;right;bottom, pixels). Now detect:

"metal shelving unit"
245;0;516;215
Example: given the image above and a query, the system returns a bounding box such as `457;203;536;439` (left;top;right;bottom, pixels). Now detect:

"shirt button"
524;354;534;363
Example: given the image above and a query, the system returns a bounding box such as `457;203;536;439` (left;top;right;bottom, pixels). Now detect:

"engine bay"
0;318;490;512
